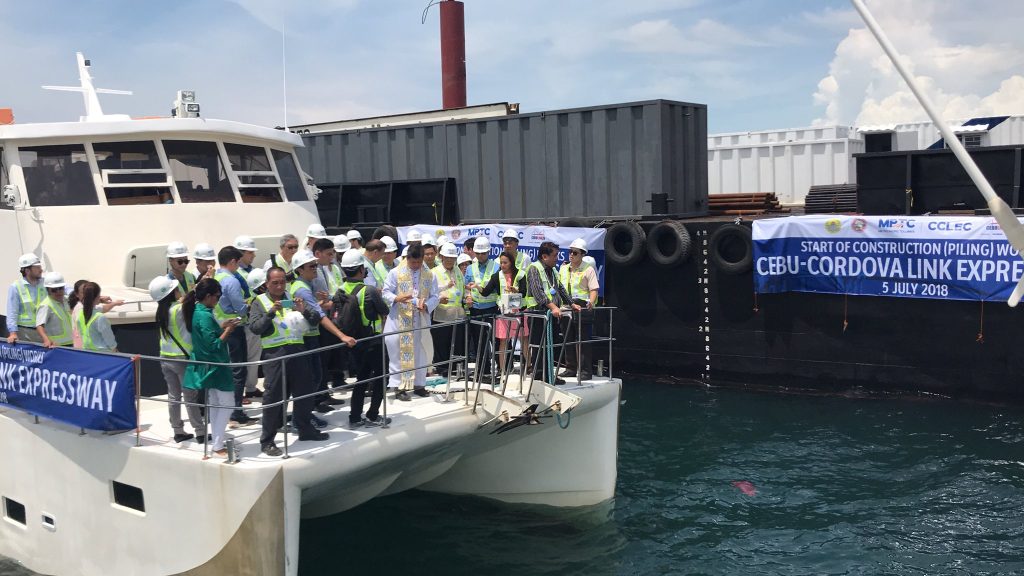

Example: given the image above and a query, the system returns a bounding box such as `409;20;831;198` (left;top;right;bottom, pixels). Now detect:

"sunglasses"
569;250;583;256
284;244;299;250
174;258;190;265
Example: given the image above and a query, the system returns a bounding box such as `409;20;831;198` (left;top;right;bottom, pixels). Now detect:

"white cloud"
615;18;767;54
812;0;1024;126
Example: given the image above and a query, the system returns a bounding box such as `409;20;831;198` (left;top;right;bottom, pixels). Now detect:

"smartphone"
280;300;294;309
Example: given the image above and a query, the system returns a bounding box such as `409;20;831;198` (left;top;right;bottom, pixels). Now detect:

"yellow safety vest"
469;259;498;305
14;280;43;327
528;261;559;308
559;262;593;301
168;271;195;296
288;279;320;337
254;294;305;348
213;271;249;325
41;297;73;346
433;266;467;320
369;259;387;287
159;302;193;357
77;311;103;351
341;281;379;334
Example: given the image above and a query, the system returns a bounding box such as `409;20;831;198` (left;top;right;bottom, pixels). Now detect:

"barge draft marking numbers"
698;228;711;382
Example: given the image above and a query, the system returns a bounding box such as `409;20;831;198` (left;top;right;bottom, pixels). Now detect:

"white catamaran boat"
0;54;621;575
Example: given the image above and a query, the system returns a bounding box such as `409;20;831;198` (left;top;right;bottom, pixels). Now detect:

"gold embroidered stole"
396;263;432;389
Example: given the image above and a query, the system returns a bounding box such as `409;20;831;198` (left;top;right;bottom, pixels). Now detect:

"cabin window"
18;144;99;206
272;149;310;201
93;141;173;205
225;143;282;203
163;140;234;203
0;147;10;210
3;497;26;525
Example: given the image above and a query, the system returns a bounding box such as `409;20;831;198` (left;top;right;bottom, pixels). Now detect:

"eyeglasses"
284;244;299;250
569;250;583;256
174;258;190;265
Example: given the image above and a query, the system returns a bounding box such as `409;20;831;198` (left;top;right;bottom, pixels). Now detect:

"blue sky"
2;0;1022;133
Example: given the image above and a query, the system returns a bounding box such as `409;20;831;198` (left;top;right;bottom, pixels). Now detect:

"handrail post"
381;328;389;425
281;357;290;459
134;355;141;447
463;313;470;406
608;308;614;381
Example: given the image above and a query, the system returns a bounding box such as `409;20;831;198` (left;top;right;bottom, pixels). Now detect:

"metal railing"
11;306;615;459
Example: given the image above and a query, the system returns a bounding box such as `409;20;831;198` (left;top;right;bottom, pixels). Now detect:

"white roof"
952;124;989;134
0;117;304;147
857;124;897;134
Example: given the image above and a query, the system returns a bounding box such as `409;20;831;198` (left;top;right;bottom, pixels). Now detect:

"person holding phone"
182;278;242;457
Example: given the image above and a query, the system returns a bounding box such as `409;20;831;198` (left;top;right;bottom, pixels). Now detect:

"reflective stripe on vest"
77;310;102;351
15;281;42;327
469;259;498;304
370;260;387;287
529;261;557;307
255;294;304;348
433;266;466;314
514;252;529;270
213;271;248;324
159;303;193;357
341;281;374;332
559;262;593;301
168;271;196;296
288;279;320;337
42;298;73;346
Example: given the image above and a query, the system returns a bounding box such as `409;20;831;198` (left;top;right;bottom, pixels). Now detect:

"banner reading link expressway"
753;215;1024;301
0;343;136;431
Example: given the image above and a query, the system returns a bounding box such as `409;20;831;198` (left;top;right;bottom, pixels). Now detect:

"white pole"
850;0;1024;306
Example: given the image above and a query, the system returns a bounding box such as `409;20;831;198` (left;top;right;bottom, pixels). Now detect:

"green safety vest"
375;260;395;285
288;279;320;337
432;265;467;317
15;280;43;327
254;294;305;348
321;264;343;295
513;251;529;270
469;259;498;305
559;262;593;301
77;310;103;351
159;302;193;357
499;269;535;309
41;297;73;346
341;280;379;334
369;258;387;287
169;271;196;296
213;271;249;325
528;261;559;308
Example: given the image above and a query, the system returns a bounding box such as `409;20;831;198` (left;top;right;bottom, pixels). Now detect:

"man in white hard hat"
7;253;45;344
457;253;472;274
305;223;331;250
233;235;259;280
290;247;357;436
464;237;499;377
501;229;531;270
362;239;387;289
422;236;438;271
405;229;423;250
246;268;268;296
166;241;196;295
263;234;299;282
375;236;399;283
432;242;466;371
382;245;439;400
248;266;315;456
36;272;73;348
330;235;351;293
346;230;364;254
558;238;600;381
193;243;217;281
337;249;391;428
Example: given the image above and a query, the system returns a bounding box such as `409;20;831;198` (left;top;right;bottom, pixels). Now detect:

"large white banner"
396;224;606;294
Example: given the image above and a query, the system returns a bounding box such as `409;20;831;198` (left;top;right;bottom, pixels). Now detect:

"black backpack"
330;284;371;338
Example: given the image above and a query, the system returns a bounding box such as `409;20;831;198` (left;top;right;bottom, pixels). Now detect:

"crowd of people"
4;224;601;459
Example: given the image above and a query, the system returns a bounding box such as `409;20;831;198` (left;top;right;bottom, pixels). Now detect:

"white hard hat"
401;246;409;257
436;234;449;247
166;241;189;259
340;249;364;268
502;229;519;240
246;268;267;292
457;254;472;266
332;235;351;253
18;253;41;268
291;249;318;270
422;235;436;247
473;237;491;253
346;230;362;242
382;236;398;252
148;275;178;301
407;230;422;243
234;235;258;253
440;242;459;258
305;223;330;239
193;243;216;261
43;271;67;289
569;238;588;253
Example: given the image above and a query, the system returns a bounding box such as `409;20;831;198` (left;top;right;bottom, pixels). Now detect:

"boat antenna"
42;52;132;121
280;4;288;131
850;0;1024;306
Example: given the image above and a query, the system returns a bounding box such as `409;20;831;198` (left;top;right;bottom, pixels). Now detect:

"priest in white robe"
382;245;439;400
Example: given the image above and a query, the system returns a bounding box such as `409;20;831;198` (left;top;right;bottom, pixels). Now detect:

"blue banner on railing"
0;343;136;431
753;215;1024;301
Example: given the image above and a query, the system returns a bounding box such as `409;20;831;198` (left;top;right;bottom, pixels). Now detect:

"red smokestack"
440;0;467;109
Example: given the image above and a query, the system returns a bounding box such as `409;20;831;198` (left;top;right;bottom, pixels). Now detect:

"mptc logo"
824;219;842;234
878;218;915;230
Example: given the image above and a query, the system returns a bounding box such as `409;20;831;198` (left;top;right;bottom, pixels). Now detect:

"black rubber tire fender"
709;224;753;275
372;225;399;243
646;220;693;268
604;221;646;266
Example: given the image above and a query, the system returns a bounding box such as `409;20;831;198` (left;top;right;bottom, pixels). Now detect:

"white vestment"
382;265;439;390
